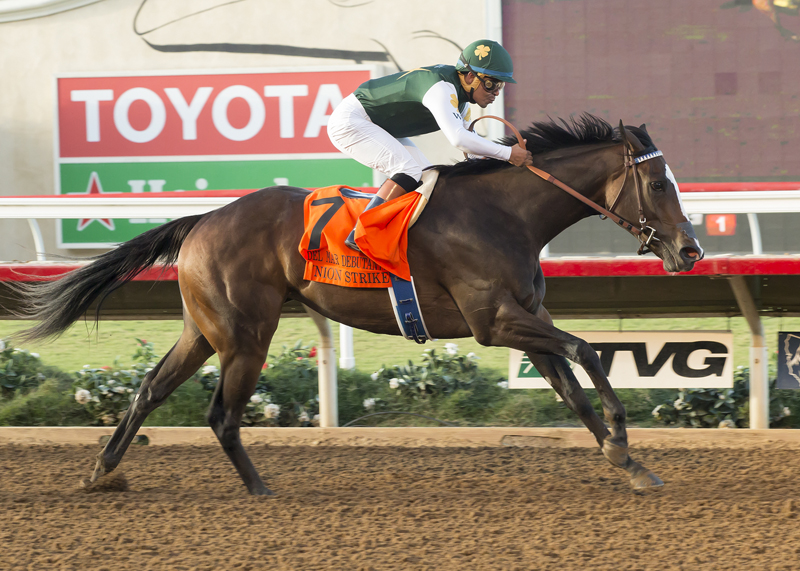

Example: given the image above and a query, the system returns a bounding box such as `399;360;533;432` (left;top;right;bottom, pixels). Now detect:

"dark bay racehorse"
14;115;703;494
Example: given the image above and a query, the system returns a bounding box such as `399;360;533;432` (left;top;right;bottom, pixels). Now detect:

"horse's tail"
11;214;204;342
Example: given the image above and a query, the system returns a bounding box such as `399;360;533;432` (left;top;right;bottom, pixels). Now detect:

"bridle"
467;116;663;255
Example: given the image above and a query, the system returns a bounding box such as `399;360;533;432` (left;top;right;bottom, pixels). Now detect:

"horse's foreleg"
541;332;662;488
466;298;662;488
90;326;214;483
526;352;609;446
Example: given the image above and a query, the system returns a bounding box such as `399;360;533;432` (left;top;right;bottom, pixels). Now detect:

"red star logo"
75;172;115;231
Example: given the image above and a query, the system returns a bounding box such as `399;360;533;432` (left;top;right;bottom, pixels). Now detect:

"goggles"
477;74;504;93
457;55;505;94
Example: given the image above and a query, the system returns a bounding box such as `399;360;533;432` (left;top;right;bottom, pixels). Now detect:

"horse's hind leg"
90;322;214;484
203;299;281;495
206;346;272;495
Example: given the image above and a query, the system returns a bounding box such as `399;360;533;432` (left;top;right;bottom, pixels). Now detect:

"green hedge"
2;339;799;429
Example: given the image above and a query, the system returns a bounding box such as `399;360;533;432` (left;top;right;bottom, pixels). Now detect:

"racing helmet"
455;39;517;84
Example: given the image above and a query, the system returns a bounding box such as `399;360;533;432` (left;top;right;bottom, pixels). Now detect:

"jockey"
327;39;533;251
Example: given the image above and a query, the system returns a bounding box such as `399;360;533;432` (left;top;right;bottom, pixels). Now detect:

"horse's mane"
434;113;657;178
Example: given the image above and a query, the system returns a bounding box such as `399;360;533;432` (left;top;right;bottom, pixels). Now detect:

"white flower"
467;352;477;359
389;378;400;389
497;381;509;389
718;419;736;429
126;388;134;393
445;343;458;355
363;398;377;410
101;414;117;425
311;414;321;427
202;365;218;376
263;403;281;419
0;340;5;350
652;405;663;417
554;393;564;403
83;365;90;369
74;389;91;404
784;407;791;417
299;411;310;423
370;372;379;381
250;394;264;404
673;398;685;410
112;386;127;393
30;352;39;359
108;379;116;385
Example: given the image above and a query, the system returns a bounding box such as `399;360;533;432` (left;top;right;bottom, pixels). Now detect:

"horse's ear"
639;123;648;134
618;120;634;152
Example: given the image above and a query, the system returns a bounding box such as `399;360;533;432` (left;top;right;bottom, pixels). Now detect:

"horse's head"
612;122;704;273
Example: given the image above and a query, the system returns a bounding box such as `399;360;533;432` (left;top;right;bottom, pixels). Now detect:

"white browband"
634;150;663;164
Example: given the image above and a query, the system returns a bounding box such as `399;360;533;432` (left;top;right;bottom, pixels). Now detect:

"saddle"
298;169;439;287
409;169;439;226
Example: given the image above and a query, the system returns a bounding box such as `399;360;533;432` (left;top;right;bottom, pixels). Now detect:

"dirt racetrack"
2;439;800;570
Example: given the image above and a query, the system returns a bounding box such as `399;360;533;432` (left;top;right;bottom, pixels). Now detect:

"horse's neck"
521;145;621;246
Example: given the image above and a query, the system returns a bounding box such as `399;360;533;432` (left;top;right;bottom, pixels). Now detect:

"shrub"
367;343;511;425
374;344;485;401
651;367;789;428
0;340;47;399
257;341;320;426
143;381;214;427
0;376;94;426
71;338;156;425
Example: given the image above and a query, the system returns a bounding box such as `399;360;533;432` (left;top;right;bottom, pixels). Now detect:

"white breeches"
327;94;431;182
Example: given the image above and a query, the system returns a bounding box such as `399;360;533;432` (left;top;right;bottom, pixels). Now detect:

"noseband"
467;116;664;255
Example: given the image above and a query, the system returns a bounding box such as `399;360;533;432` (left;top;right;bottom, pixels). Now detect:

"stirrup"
345;195;386;252
344;229;360;252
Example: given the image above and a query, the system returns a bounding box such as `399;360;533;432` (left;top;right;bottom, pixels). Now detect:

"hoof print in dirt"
80;472;129;493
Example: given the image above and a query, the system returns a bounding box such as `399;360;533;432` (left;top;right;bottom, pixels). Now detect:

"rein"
467;115;661;255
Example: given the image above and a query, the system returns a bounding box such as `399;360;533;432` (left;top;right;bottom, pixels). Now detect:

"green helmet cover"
456;39;516;84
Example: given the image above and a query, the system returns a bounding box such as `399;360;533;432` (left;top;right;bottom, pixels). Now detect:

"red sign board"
706;214;737;236
57;69;370;158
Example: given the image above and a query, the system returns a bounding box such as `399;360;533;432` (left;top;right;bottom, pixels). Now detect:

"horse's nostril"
681;247;700;261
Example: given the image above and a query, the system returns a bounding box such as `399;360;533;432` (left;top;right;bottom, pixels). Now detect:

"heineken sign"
55;68;374;247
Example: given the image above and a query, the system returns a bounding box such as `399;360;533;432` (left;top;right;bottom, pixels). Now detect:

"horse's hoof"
629;465;664;489
251;487;275;497
90;457;108;483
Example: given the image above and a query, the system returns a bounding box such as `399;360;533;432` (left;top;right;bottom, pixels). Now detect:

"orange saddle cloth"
298;186;423;287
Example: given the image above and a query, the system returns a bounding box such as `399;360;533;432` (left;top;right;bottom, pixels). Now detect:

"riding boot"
344;177;411;252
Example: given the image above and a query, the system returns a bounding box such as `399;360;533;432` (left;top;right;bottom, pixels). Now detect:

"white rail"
680;191;800;214
0;190;793;431
0;189;799;218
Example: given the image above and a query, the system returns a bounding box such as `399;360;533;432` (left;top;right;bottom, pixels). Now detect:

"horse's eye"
650;181;665;192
